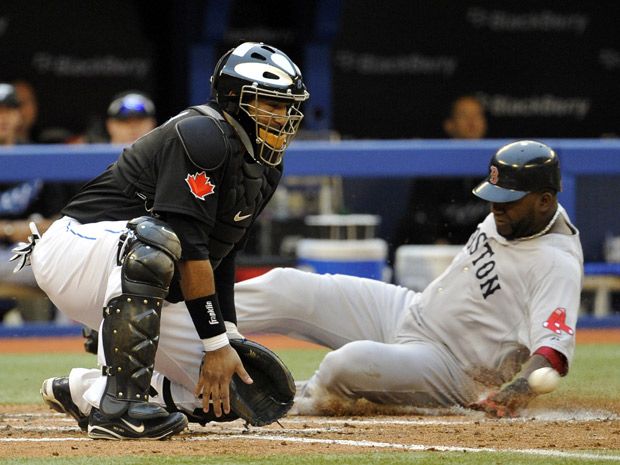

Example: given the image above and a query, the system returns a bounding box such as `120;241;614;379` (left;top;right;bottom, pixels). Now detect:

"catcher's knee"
119;216;182;298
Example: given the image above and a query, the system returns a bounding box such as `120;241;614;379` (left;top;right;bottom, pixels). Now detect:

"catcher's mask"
211;42;309;166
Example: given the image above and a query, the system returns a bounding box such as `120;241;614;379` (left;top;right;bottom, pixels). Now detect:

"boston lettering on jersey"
466;227;502;299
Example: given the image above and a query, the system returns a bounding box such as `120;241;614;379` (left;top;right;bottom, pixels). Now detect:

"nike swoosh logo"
234;211;252;222
121;418;145;433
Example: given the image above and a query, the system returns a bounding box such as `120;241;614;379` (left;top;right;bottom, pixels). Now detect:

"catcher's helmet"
473;140;561;203
211;42;309;166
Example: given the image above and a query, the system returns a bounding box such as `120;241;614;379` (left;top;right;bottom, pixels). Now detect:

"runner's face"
490;193;541;239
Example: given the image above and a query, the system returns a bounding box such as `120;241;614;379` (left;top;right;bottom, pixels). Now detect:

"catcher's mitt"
228;338;296;426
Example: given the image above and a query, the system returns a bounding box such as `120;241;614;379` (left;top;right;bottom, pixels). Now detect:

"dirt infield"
1;404;619;460
1;331;619;460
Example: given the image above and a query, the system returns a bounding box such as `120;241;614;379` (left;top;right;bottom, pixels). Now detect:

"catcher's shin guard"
99;216;181;418
99;294;165;418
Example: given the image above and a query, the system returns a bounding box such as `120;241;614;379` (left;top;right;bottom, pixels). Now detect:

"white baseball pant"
234;267;478;410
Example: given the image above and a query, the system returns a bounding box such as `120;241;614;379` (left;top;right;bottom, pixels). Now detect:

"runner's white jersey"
405;205;583;385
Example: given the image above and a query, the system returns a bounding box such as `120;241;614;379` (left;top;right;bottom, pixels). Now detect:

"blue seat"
582;262;620;317
0;299;16;312
584;262;620;276
0;299;17;322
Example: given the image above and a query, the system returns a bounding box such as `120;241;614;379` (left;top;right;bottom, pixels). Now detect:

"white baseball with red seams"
528;367;561;394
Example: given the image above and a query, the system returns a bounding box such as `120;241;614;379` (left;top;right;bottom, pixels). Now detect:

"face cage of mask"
238;85;306;166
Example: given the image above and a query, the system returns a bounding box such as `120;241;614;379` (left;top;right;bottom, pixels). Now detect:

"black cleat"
87;407;188;440
41;377;89;432
183;407;239;426
82;327;99;355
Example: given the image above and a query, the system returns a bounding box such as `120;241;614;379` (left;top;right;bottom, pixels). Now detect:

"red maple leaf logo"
185;171;215;200
542;307;574;335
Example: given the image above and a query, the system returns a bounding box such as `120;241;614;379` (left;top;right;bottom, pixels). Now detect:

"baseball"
527;367;560;394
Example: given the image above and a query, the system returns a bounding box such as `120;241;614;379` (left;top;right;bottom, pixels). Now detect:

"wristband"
186;294;226;340
534;346;568;375
201;333;229;352
225;321;244;340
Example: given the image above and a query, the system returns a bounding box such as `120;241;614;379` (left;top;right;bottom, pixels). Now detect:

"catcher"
16;42;307;440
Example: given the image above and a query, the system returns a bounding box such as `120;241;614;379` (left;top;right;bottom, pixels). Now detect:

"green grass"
541;343;620;403
0;348;328;404
276;347;330;380
1;344;617;405
0;352;96;404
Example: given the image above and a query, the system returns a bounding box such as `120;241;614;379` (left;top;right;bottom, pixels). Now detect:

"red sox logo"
543;307;574;335
185;171;215;200
489;166;499;185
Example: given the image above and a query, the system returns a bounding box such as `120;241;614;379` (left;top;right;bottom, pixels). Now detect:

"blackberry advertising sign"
0;1;618;140
332;1;620;138
0;1;154;139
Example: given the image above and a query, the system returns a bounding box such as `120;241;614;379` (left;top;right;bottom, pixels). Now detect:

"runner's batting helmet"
210;42;309;166
473;140;561;202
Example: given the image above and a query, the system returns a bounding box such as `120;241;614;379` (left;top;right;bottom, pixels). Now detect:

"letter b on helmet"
473;140;561;202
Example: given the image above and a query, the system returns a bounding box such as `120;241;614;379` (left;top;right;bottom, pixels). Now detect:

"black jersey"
62;102;282;267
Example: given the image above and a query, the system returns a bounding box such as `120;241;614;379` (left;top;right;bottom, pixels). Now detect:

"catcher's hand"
228;338;296;426
196;344;251;418
469;377;534;418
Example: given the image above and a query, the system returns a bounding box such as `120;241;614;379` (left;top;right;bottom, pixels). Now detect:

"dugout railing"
1;139;620;327
3;138;620;218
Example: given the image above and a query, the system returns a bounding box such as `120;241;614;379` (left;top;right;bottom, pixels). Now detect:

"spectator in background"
0;82;81;323
12;80;39;144
105;91;157;144
0;83;22;146
75;91;157;144
391;95;489;252
442;94;487;140
11;79;80;144
80;90;157;348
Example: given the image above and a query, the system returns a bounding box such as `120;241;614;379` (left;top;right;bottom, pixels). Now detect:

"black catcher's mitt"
229;338;296;426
